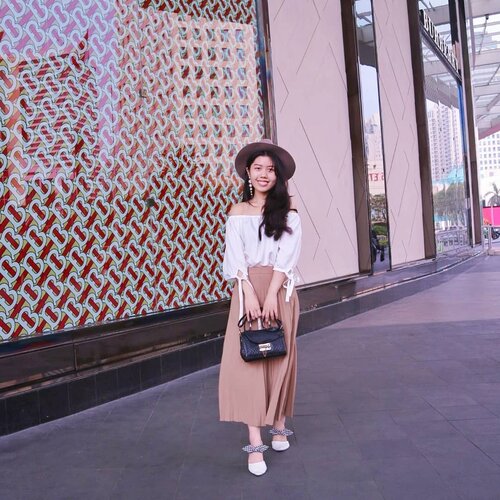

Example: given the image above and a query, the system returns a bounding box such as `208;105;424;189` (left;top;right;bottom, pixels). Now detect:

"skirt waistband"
248;266;274;276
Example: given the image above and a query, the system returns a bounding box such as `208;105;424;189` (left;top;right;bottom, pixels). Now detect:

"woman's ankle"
273;417;286;431
248;425;263;447
270;423;293;442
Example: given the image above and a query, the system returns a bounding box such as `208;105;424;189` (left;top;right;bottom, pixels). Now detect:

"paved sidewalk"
2;255;500;500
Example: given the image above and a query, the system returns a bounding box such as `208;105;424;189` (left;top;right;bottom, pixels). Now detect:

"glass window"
355;0;390;272
422;37;469;252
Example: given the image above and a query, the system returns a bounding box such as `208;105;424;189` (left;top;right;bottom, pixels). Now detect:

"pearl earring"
248;178;254;197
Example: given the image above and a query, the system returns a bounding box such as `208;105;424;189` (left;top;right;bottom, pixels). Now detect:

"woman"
219;139;302;476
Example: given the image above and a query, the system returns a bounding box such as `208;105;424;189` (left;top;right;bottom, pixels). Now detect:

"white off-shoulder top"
223;212;302;313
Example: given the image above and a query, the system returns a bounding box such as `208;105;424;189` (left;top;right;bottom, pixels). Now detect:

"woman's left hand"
262;293;278;325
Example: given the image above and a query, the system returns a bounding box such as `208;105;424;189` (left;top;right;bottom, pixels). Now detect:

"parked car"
483;226;500;240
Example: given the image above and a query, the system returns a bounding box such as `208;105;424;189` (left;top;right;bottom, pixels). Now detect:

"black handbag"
238;315;287;362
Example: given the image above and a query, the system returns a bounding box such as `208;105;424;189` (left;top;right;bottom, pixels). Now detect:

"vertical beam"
256;0;277;142
340;0;371;273
406;1;437;258
451;0;475;245
456;0;482;244
449;0;460;44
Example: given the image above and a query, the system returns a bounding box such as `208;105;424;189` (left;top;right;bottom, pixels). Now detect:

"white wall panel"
268;0;359;284
373;0;426;265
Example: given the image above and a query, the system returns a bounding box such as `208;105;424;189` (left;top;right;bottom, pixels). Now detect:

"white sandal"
242;444;269;476
269;427;293;451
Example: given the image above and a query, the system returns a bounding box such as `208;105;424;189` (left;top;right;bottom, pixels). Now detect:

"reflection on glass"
0;0;265;339
419;0;451;38
421;38;469;252
478;132;500;211
355;0;390;272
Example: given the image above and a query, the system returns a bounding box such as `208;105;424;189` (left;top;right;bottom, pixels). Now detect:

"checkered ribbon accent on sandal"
269;428;294;436
242;444;269;453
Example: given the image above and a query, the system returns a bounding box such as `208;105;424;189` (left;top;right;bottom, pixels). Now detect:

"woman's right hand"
242;282;261;321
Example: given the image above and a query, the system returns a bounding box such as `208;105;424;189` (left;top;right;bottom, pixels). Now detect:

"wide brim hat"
234;138;296;180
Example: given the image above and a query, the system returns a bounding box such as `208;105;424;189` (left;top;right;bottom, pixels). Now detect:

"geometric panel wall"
0;0;264;339
267;0;359;284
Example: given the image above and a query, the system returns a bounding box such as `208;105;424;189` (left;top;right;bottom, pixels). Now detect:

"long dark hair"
242;151;292;241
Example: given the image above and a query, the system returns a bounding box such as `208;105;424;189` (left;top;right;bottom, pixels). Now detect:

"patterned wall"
0;0;264;339
267;0;359;284
373;0;426;265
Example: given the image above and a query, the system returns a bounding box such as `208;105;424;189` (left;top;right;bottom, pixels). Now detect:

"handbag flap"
241;329;283;344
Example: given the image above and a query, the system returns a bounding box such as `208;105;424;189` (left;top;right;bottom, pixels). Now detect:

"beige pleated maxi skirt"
218;266;299;427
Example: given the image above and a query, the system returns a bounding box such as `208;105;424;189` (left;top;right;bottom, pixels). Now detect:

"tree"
370;194;387;223
433;181;466;227
485;183;500;207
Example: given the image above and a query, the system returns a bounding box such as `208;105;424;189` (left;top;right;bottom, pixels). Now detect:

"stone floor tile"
338;410;394;425
436;404;497;420
447;473;500;499
450;418;500;437
292;416;352;444
375;477;458;500
343;419;408;442
241;482;307;500
426;451;500;479
26;467;123;500
467;434;500;464
390;407;446;424
424;393;479;407
356;438;422;460
365;456;442;482
307;480;384;500
296;439;363;461
412;434;484;457
398;420;462;440
176;481;243;500
303;457;374;483
110;465;183;500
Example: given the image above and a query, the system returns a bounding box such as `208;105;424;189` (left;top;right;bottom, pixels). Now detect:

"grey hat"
234;139;296;180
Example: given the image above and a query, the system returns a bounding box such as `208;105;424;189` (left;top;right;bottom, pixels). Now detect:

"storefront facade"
0;0;482;431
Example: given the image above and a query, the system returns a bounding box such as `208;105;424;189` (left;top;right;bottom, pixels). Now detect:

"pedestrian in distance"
218;139;302;476
371;228;385;263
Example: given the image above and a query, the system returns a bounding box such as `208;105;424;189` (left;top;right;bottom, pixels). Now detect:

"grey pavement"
2;255;500;500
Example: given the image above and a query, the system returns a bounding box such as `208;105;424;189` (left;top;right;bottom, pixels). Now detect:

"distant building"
478;131;500;204
426;101;463;187
365;114;385;196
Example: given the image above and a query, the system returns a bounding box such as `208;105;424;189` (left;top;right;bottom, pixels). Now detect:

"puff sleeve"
223;216;248;281
223;216;252;319
273;212;302;301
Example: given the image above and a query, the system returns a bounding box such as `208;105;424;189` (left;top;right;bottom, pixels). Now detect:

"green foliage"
370;194;387;223
372;223;386;235
485;183;500;207
432;181;466;226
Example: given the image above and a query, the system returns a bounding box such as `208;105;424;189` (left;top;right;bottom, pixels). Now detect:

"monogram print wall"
0;0;265;339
